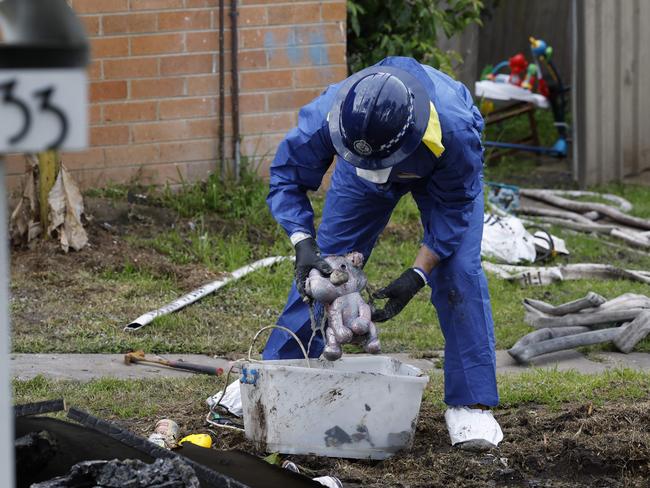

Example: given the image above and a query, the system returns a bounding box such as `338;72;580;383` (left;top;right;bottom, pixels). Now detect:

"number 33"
0;79;69;150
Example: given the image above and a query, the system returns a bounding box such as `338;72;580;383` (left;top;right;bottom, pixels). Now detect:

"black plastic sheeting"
16;414;321;488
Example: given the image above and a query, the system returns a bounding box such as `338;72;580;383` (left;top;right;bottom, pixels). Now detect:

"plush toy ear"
345;252;364;268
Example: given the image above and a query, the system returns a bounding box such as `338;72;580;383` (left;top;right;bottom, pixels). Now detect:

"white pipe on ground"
124;256;293;332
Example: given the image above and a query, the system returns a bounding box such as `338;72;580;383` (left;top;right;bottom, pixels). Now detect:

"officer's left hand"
371;268;426;322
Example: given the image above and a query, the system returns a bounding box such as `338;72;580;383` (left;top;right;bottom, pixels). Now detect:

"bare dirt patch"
114;400;650;488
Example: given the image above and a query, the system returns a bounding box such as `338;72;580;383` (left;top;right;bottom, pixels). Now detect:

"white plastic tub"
239;355;429;460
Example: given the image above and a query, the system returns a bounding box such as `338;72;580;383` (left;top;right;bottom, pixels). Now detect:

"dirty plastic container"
239;355;429;460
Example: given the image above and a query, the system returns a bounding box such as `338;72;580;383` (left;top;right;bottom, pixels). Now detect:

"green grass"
13;375;218;423
11;162;650;355
14;368;650;421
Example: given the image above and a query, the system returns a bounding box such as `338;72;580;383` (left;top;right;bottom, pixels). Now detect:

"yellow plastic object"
480;99;495;116
179;434;212;449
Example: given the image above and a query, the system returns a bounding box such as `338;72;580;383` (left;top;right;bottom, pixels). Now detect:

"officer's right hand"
294;237;332;301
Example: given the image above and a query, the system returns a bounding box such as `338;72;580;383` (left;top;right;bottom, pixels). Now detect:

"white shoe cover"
445;406;503;449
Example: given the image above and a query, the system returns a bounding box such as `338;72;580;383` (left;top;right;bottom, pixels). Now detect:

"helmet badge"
353;139;373;156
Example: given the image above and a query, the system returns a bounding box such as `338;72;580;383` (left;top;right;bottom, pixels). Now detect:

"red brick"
130;0;183;10
90;81;127;101
237;93;266;113
91;37;129;58
89;105;102;125
187;118;220;139
240;26;288;50
239;6;267;26
91;125;129;146
103;13;157;34
241;112;293;133
267;3;320;25
61;148;105;170
160;97;215;119
104;144;160;166
139;163;188;185
241;133;284;157
186;0;219;6
321;1;347;21
79;16;101;35
104;102;158;122
186;31;224;52
239;50;267;69
294;65;347;87
104;58;158;79
87;60;102;80
131;34;184;55
5;154;29;175
72;0;128;14
187;75;231;95
292;24;345;44
184;160;216;180
240;0;300;4
159;140;218;162
132;121;189;143
240;69;292;90
161;54;214;75
158;11;212;31
131;78;185;99
267;88;320;111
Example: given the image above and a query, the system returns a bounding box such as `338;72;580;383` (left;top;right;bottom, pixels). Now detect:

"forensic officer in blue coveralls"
262;56;503;449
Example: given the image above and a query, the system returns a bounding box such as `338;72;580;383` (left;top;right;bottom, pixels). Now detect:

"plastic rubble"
207;380;243;417
445;406;503;448
179;434;212;449
482;213;536;263
313;476;344;488
533;231;569;255
486;182;521;213
148;418;179;449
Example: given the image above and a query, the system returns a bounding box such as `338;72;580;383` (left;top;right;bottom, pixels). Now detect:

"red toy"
486;53;529;86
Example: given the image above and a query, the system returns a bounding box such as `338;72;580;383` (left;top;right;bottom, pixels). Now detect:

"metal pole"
218;0;226;179
230;0;240;183
0;156;15;487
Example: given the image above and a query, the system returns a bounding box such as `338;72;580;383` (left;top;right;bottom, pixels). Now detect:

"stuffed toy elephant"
305;252;380;361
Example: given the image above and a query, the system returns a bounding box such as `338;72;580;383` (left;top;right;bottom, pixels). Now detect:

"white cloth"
207;380;243;417
475;79;549;109
290;231;312;246
445;406;504;448
356;167;392;184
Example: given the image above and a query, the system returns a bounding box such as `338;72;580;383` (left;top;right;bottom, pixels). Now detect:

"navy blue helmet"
329;65;430;170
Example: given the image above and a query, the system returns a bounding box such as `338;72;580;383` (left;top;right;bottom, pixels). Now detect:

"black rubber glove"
294;237;332;299
371;268;426;322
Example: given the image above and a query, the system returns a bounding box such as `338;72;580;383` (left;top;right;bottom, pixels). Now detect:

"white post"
0;156;14;486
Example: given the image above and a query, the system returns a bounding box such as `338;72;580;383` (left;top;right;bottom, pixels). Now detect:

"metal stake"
0;155;15;487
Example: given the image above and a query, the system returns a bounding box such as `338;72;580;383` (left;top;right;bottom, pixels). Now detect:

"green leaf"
263;452;282;466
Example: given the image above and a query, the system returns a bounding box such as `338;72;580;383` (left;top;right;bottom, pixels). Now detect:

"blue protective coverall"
262;57;498;407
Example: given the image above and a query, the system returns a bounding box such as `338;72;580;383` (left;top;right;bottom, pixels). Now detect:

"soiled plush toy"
305;252;380;361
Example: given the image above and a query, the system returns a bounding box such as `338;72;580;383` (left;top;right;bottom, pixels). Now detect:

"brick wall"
5;0;347;192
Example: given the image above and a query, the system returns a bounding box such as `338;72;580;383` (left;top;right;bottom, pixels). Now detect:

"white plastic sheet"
482;214;537;264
